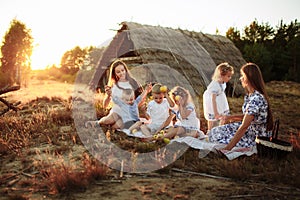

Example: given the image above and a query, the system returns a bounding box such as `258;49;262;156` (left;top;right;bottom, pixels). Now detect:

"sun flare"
30;46;62;70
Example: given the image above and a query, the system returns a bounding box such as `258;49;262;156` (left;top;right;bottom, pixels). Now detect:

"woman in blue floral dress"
208;63;273;150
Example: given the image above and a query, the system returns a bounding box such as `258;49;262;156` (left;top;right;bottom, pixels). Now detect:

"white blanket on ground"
122;129;150;138
170;136;257;160
121;130;257;160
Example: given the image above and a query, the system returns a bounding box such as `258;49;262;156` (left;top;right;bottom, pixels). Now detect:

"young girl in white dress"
203;62;234;131
158;86;204;140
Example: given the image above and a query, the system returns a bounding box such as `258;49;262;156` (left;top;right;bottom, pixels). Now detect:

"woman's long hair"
107;59;143;97
241;63;273;131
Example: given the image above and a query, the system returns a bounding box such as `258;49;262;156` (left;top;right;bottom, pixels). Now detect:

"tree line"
226;19;300;82
0;19;94;87
0;18;299;88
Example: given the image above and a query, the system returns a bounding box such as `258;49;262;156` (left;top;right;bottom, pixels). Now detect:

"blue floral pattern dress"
208;90;271;148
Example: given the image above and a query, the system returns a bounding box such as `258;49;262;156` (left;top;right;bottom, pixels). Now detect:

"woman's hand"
215;113;221;120
103;85;112;108
145;83;153;93
219;115;226;125
104;85;112;96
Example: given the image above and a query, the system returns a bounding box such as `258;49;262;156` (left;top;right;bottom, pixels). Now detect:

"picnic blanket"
121;130;257;160
122;129;150;138
170;136;257;160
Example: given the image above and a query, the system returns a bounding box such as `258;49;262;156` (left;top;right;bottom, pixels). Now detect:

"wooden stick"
0;85;20;95
0;98;21;116
171;168;231;180
0;165;34;184
229;194;261;198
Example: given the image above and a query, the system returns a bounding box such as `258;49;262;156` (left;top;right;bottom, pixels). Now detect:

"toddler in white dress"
203;62;234;131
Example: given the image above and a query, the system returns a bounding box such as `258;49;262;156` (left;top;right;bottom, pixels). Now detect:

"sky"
0;0;299;70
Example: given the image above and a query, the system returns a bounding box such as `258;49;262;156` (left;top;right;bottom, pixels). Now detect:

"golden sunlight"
30;45;61;70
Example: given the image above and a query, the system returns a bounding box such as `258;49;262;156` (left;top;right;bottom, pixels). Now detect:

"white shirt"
203;80;230;121
146;98;172;131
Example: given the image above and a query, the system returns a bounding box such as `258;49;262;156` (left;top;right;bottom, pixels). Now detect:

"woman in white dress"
86;60;143;129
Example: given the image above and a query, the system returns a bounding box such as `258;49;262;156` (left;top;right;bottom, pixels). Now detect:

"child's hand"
179;96;185;105
175;95;181;102
219;115;226;125
139;103;147;113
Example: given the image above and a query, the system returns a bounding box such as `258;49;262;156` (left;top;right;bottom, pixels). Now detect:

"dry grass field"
0;77;299;200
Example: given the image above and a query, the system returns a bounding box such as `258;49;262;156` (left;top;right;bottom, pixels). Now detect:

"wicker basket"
255;119;293;159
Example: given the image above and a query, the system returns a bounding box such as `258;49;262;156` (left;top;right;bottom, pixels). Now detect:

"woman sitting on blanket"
155;86;204;140
85;59;144;129
208;63;273;151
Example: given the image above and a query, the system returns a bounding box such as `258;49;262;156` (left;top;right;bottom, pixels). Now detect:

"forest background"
0;18;299;87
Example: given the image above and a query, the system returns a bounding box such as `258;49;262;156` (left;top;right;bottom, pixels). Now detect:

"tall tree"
243;43;272;81
287;36;300;82
226;27;243;51
243;20;274;43
226;19;300;83
60;46;89;75
0;19;33;86
272;20;300;81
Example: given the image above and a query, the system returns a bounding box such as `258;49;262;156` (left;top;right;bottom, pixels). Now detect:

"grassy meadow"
0;76;299;199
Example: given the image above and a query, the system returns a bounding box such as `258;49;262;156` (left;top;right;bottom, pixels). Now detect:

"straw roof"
90;21;246;96
130;63;195;96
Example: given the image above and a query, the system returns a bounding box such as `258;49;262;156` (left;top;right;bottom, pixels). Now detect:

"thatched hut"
130;63;195;96
90;21;246;96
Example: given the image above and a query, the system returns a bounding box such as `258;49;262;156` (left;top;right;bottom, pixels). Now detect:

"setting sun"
30;46;61;70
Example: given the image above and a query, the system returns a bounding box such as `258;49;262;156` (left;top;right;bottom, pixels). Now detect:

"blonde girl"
203;62;234;131
161;86;202;139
